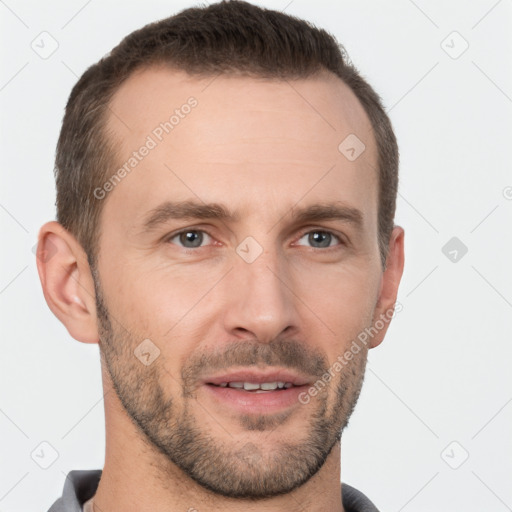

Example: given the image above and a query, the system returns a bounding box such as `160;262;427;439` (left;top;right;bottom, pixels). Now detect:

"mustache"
181;338;329;387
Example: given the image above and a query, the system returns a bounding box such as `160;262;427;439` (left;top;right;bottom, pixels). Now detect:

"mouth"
209;380;296;391
200;369;312;414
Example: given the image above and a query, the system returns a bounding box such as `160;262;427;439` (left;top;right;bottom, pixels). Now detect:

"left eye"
296;230;341;248
168;230;213;248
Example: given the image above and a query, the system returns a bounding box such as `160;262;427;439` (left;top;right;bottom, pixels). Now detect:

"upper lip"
202;368;313;386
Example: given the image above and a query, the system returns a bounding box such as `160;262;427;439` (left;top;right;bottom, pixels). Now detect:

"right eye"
167;229;214;249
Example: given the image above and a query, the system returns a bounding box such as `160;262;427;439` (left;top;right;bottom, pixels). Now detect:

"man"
37;1;404;510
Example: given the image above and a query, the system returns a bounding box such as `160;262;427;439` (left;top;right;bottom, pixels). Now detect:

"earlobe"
368;226;405;349
36;221;99;344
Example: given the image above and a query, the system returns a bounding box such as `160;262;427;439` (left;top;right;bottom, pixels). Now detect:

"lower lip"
202;384;308;414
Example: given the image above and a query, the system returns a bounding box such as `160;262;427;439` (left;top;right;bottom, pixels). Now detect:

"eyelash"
165;227;345;250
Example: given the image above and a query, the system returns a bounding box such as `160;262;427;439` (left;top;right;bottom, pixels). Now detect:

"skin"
37;65;404;512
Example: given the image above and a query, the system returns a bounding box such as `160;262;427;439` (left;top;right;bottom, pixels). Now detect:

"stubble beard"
93;271;368;499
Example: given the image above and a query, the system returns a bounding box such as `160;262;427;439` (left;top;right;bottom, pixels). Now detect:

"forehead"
102;65;378;229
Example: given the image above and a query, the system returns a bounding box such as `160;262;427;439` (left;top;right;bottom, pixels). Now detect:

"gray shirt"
48;470;380;512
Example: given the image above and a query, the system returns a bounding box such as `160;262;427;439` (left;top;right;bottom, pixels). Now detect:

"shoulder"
47;470;102;512
342;482;381;512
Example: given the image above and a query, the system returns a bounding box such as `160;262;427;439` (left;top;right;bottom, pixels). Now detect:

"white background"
1;1;511;511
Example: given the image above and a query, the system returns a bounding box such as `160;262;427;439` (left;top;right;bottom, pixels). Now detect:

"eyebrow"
140;199;364;232
290;202;363;228
141;200;240;231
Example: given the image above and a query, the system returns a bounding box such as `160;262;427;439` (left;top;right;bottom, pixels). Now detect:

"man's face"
95;66;385;498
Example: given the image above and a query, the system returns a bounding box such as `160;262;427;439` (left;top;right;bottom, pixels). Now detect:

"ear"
36;221;99;344
368;226;405;349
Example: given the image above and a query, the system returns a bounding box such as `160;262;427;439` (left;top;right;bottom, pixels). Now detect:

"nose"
222;247;299;343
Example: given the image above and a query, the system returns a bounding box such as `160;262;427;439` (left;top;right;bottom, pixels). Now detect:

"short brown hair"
55;0;398;269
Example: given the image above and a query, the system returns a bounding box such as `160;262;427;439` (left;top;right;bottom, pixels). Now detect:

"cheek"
295;263;379;344
103;258;224;339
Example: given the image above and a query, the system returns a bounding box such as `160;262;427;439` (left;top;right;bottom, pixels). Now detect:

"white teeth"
218;381;294;390
243;382;261;390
